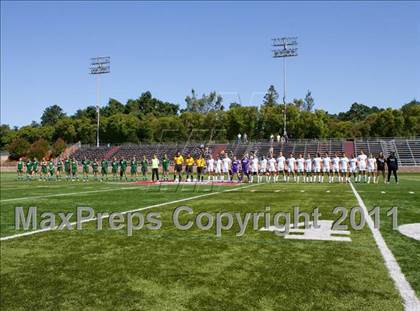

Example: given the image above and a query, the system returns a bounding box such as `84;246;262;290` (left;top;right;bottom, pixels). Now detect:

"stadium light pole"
272;37;298;138
90;56;110;147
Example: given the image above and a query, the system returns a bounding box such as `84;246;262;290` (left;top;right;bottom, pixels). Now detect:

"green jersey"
41;161;48;174
130;160;137;173
71;160;77;173
48;161;54;171
141;160;148;172
101;160;109;171
32;161;39;171
17;161;24;171
26;161;32;172
64;159;71;172
92;161;99;172
120;160;127;171
57;161;63;171
162;159;170;171
111;161;119;173
82;160;90;173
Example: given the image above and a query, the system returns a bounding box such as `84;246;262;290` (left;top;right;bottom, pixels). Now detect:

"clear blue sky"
1;1;419;127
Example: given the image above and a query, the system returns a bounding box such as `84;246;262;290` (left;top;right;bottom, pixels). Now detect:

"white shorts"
278;166;285;172
287;167;295;173
359;166;366;172
322;167;330;173
215;167;222;174
252;167;258;173
332;167;339;173
207;167;214;173
306;169;312;173
368;167;375;173
260;168;267;173
350;167;357;173
269;168;276;173
341;169;347;173
314;167;320;173
223;168;229;173
297;168;304;173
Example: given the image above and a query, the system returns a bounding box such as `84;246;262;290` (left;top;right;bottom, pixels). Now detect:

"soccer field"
1;173;419;310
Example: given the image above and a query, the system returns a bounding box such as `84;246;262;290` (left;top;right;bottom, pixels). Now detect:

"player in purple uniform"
241;154;251;183
231;156;241;182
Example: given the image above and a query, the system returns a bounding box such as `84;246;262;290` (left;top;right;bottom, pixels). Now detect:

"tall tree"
41;105;66;126
262;85;279;107
303;90;315;112
184;90;223;113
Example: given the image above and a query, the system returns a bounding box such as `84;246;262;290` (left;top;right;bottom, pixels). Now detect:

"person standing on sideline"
243;133;248;144
162;154;170;181
237;133;242;144
386;152;399;184
151;154;160;182
376;152;386;183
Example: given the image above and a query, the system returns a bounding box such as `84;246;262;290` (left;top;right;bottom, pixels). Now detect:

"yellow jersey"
174;155;184;165
185;157;194;166
196;158;205;167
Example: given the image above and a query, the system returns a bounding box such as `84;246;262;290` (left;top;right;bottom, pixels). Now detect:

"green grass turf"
353;174;420;298
1;172;419;310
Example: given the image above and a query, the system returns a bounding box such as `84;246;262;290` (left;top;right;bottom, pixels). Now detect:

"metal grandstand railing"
70;137;420;166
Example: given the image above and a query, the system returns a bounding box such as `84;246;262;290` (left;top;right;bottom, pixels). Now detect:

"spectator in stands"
270;134;274;143
237;133;242;144
386;152;398;184
376;152;386;183
243;133;248;143
151;154;160;182
276;134;281;143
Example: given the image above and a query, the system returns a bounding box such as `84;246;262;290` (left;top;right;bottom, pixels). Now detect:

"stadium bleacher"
69;138;420;166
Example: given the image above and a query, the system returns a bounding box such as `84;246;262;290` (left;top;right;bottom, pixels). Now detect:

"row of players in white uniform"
206;150;379;183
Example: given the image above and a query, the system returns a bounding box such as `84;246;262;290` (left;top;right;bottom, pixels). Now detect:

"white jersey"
332;157;340;169
222;157;231;173
305;158;312;171
277;156;286;170
216;159;222;173
368;158;376;170
207;158;215;171
340;157;349;171
260;159;268;172
358;154;367;169
287;157;296;171
350;158;358;171
297;158;305;171
313;157;322;172
268;158;277;172
322;157;331;171
251;158;259;173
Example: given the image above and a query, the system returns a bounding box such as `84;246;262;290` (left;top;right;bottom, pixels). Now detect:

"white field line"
0;183;258;241
349;182;420;310
0;187;141;203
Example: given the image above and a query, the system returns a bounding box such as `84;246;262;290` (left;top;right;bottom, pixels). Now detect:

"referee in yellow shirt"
185;153;194;182
196;154;206;182
173;151;184;182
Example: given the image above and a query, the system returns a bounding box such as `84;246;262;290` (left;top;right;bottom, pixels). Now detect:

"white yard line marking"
349;182;420;310
300;190;305;193
1;187;137;203
326;190;330;193
381;191;386;194
408;191;415;194
274;190;281;193
0;183;258;241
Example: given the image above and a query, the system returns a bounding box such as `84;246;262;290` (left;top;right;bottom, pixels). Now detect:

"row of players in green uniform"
16;155;171;181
